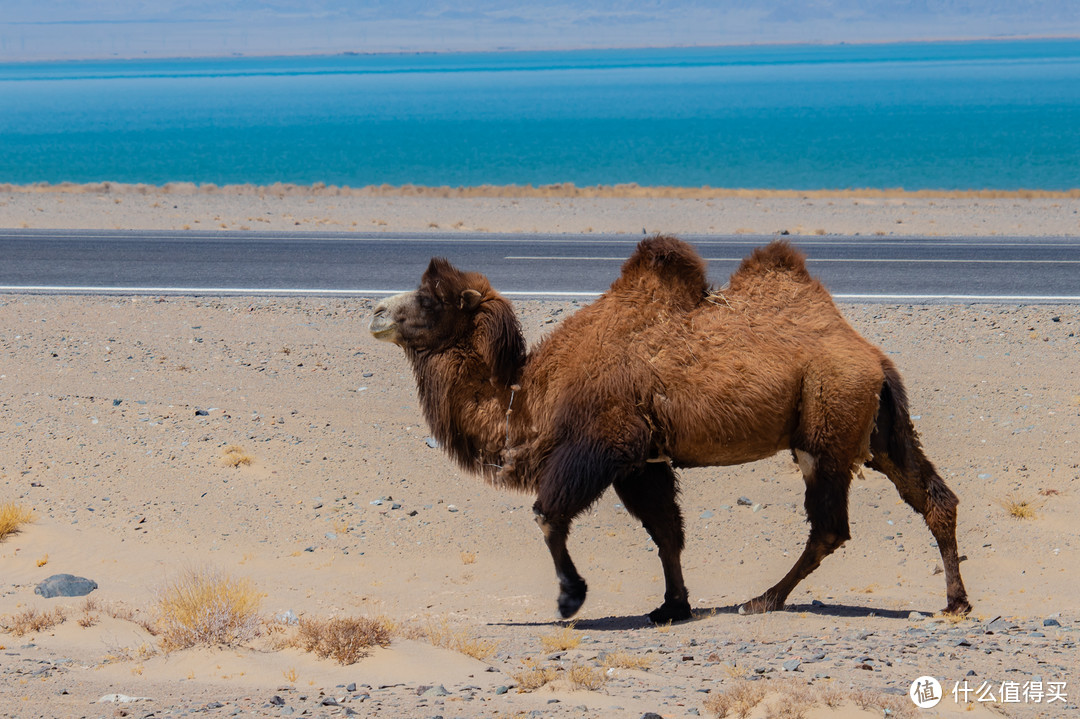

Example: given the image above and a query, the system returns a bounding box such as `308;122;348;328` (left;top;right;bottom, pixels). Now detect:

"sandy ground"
0;192;1078;718
2;184;1080;237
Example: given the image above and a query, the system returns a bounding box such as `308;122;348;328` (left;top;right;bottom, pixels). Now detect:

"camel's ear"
459;289;483;311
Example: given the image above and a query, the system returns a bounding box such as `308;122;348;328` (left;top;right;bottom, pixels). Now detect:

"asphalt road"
1;229;1078;302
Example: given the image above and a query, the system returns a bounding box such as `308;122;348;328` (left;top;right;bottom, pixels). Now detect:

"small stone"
112;399;122;406
494;686;508;695
737;496;753;506
700;510;714;519
325;532;337;540
1043;618;1061;627
275;610;299;625
782;659;801;672
641;714;665;719
447;505;459;512
269;696;285;706
421;685;449;698
751;503;763;512
320;697;339;706
195;409;209;416
363;372;374;377
425;437;440;449
908;611;927;621
346;683;356;692
811;599;825;607
35;574;98;598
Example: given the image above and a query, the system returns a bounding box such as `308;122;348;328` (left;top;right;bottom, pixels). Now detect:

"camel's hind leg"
614;463;692;624
869;375;971;614
739;451;852;614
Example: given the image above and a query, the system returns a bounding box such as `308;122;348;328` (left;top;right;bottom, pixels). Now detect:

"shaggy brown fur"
370;236;971;622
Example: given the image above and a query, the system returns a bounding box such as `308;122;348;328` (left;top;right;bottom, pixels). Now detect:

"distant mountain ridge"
3;1;1079;61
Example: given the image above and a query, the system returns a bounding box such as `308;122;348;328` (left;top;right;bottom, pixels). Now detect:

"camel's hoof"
557;581;587;619
648;600;693;625
943;598;973;616
738;595;782;615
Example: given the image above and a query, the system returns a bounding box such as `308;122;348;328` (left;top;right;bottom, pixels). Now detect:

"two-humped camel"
370;236;970;622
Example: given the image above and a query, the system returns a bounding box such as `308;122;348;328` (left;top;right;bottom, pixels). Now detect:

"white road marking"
1;285;1078;302
505;256;1080;264
2;232;1079;249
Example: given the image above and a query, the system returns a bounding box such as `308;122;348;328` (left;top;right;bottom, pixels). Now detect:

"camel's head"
369;257;525;387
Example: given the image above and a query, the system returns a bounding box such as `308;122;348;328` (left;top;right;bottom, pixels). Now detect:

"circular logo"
909;676;943;708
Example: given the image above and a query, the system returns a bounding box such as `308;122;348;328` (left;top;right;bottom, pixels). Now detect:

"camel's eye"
418;293;441;313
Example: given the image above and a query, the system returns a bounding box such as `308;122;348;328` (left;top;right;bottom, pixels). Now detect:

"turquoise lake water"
1;40;1078;189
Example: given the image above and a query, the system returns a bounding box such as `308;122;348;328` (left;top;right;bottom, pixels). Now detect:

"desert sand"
0;187;1077;718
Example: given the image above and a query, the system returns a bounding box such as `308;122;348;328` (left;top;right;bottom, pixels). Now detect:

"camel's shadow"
491;602;915;632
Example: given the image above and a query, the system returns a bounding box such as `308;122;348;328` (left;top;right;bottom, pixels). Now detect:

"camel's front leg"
533;502;587;619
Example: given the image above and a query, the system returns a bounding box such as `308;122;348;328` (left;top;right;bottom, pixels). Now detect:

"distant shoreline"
4;181;1079;200
2;34;1078;65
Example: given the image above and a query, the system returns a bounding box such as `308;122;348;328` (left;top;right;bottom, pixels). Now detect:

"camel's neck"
408;347;523;485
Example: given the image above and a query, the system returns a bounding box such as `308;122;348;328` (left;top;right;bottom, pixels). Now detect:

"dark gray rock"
1044;618;1061;627
737;496;753;506
782;659;801;672
425;437;440;449
35;574;97;598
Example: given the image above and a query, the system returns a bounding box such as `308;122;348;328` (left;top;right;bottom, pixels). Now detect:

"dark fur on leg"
614;463;692;623
741;456;851;614
870;367;971;615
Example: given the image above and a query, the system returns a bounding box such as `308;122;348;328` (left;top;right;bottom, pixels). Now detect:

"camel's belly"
670;434;789;468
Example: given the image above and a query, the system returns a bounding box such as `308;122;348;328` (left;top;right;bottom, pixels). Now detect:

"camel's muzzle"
369;292;413;343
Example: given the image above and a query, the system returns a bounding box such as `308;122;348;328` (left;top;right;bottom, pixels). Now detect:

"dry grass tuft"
601;650;653;671
221;445;254;468
460;551;477;565
1;607;66;636
539;621;581;652
425;617;499;661
998;493;1043;520
568;662;607;690
156;567;262;651
703;680;766;719
294;616;392;665
0;502;35;541
511;658;560;691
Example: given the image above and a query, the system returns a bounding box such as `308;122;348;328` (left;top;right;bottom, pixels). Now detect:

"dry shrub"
294;616;392;665
763;683;816;719
998;493;1042;520
220;445;254;467
0;502;34;540
1;607;66;636
425;617;499;661
539;622;581;652
601;650;653;671
460;551;477;565
512;658;560;691
703;680;766;719
568;662;606;690
156;567;261;651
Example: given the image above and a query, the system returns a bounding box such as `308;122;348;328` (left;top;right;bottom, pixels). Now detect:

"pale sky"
3;1;1079;61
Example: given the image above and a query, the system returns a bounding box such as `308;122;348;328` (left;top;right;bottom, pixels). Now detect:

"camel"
369;236;971;623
